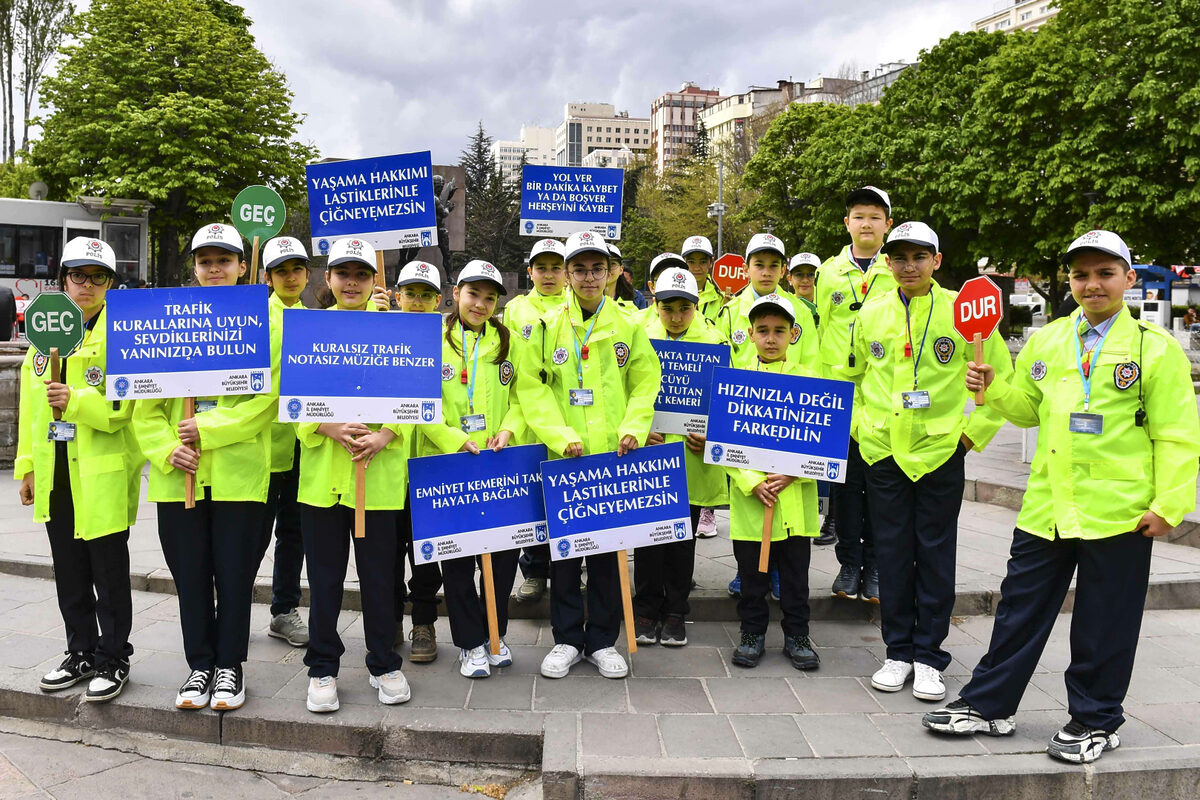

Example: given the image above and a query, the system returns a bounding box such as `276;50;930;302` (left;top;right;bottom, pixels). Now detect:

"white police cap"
881;221;939;255
528;239;565;264
190;223;243;255
649;252;687;281
681;236;714;258
396;260;441;290
328;237;377;272
62;236;117;272
565;231;609;262
262;236;310;271
1060;229;1131;267
654;267;699;305
789;252;821;272
745;233;787;260
845;185;892;216
748;292;796;324
457;259;507;295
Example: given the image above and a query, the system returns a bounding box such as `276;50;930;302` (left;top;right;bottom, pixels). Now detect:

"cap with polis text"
1060;229;1131;267
396;260;441;290
745;232;786;260
62;237;117;273
190;223;243;255
748;293;796;325
881;221;939;255
565;231;609;262
262;236;310;271
528;238;565;264
789;252;821;273
845;185;892;216
649;252;687;282
681;235;714;258
457;259;507;295
328;238;377;271
654;267;699;304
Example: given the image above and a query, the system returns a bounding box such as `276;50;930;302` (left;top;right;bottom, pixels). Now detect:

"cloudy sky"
235;0;1000;163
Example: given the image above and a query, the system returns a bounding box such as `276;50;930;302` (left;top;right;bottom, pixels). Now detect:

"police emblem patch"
790;324;802;345
934;336;954;364
441;363;455;381
832;291;845;306
1114;361;1140;390
521;323;533;340
870;341;885;359
613;342;630;367
499;360;514;386
33;354;47;376
1030;360;1047;381
732;329;747;345
552;347;569;365
85;366;103;386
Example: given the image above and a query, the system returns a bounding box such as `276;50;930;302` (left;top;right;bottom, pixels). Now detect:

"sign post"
231;185;286;284
25;293;85;423
712;254;748;298
953;276;1004;406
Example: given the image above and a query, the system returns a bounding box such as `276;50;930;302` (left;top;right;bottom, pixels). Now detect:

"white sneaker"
486;639;513;668
870;659;914;693
586;647;628;679
912;662;946;701
696;507;718;538
306;676;339;713
459;646;491;678
540;644;581;679
370;669;411;704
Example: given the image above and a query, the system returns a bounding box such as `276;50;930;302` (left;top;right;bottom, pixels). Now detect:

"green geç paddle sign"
231;185;286;242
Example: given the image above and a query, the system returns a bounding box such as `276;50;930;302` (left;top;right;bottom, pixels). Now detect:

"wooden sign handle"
354;460;366;538
183;397;196;509
617;549;638;655
375;250;386;289
972;332;985;406
251;235;261;284
481;553;501;656
759;504;775;573
49;347;62;421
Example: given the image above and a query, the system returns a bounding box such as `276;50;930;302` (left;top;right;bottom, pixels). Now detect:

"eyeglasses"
889;254;934;268
570;268;608;279
399;288;439;301
65;271;112;286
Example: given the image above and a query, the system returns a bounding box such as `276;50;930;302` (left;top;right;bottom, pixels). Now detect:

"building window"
1019;11;1031;20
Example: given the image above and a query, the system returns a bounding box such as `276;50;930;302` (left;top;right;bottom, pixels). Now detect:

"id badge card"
195;400;218;414
1068;412;1104;435
47;421;76;442
901;390;931;410
460;413;486;433
568;388;594;407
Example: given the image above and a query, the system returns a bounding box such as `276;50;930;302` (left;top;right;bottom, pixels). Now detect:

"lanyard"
1072;314;1115;412
846;272;879;306
899;289;935;390
460;325;482;413
572;297;605;388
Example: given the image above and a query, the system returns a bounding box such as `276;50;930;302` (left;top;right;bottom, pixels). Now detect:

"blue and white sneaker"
459;645;491;678
727;574;741;597
486;639;513;668
769;569;781;601
1047;721;1120;764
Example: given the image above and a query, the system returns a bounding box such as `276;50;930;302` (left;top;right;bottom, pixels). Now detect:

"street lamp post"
707;161;726;256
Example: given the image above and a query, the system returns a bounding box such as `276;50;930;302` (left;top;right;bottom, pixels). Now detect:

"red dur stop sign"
954;276;1003;406
712;254;748;295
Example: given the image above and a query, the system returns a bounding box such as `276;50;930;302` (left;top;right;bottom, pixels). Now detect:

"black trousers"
157;493;263;670
394;506;443;625
633;504;701;620
959;528;1153;732
733;536;812;637
442;549;520;650
519;543;551;581
258;443;304;616
45;451;133;668
550;551;620;654
301;504;404;678
866;447;965;671
833;438;875;571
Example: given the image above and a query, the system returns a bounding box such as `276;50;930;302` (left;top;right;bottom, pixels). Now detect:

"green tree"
32;0;316;285
0;154;35;195
458;122;522;276
16;0;72;154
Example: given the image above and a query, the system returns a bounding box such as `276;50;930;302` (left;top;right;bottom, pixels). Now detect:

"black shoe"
860;567;880;604
923;698;1016;736
783;635;820;671
1047;720;1120;764
210;665;245;711
815;516;837;546
634;616;660;645
39;651;95;691
731;632;766;668
831;565;861;599
85;659;130;703
660;615;687;647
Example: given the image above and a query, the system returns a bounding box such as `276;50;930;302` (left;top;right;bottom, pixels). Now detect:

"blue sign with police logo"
519;165;623;239
703;366;854;482
278;308;441;423
409;445;549;563
306;150;438;251
650;339;730;436
105;284;271;400
540;443;691;561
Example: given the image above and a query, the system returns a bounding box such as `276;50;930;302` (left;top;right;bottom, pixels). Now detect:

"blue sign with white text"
279;308;442;423
703;366;854;482
519;165;623;239
105;284;271;400
650;338;730;436
409;445;549;562
306;150;438;252
540;443;690;560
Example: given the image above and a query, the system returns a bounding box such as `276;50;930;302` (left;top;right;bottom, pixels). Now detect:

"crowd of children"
18;188;1197;765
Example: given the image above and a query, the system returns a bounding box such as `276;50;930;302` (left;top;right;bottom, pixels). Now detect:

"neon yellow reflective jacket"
984;306;1200;540
515;294;662;458
15;307;140;539
716;286;819;369
268;292;301;472
295;304;413;510
502;289;568;343
645;315;730;507
696;279;726;323
420;319;527;455
725;357;819;541
847;282;1012;481
816;245;897;380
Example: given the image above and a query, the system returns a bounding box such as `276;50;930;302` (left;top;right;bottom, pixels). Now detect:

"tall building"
581;147;636;169
491;125;556;181
649;82;726;172
699;82;794;150
554;103;651;167
973;0;1058;33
